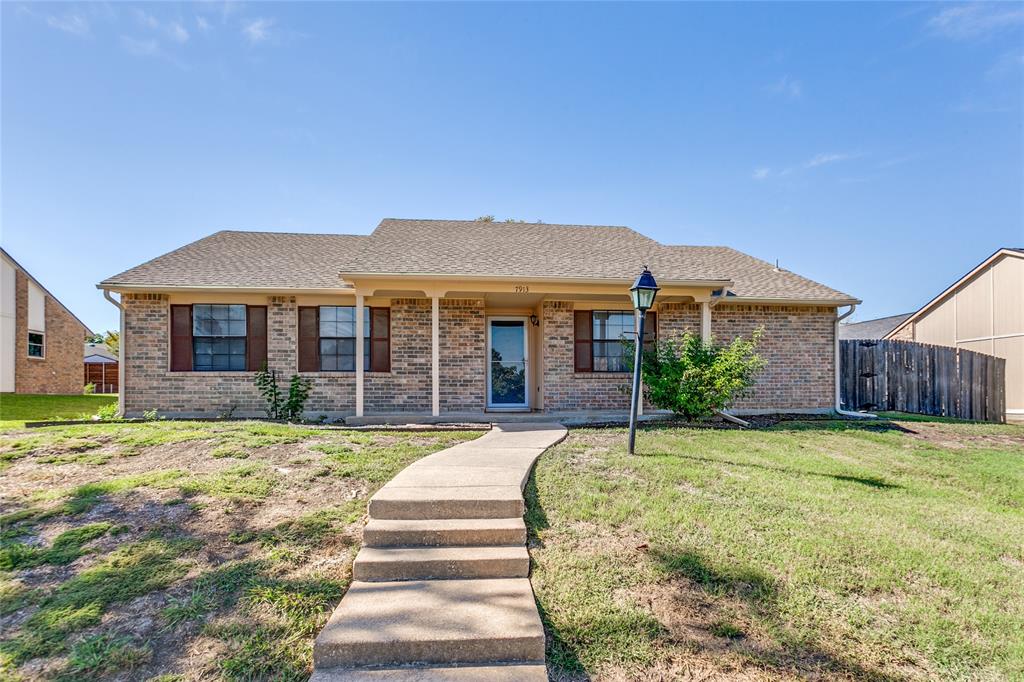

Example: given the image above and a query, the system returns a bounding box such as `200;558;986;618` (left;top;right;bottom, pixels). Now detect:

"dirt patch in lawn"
0;422;480;681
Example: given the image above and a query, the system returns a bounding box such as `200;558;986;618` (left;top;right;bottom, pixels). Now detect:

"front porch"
345;274;724;418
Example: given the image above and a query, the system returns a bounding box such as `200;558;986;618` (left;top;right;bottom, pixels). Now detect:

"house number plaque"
514;285;530;293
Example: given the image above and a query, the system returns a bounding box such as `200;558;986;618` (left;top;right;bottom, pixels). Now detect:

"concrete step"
310;663;547;681
313;578;545;668
363;518;527;548
368;485;525;520
353;546;530;582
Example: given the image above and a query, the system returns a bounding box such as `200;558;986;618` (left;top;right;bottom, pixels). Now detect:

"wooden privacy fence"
84;362;119;394
840;340;1005;423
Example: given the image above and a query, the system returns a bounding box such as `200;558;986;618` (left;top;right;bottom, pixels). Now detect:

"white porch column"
700;301;711;341
431;296;440;417
355;295;364;417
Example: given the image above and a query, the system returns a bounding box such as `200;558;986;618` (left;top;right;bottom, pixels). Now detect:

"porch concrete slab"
311;664;547;681
313;578;545;668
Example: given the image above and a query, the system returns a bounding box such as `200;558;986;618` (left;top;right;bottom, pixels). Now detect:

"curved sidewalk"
312;422;568;680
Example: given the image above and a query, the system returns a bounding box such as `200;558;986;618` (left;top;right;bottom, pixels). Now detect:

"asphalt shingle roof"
100;219;858;303
839;313;913;340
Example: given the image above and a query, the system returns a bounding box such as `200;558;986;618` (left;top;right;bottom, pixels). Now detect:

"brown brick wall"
710;304;836;411
541;301;634;411
14;270;86;394
122;293;837;416
440;299;485;412
123;295;434;416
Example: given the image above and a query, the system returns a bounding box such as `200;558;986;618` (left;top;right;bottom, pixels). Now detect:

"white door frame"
486;316;530;410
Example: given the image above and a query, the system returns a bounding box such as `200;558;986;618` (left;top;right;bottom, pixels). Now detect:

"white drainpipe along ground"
835;304;875;419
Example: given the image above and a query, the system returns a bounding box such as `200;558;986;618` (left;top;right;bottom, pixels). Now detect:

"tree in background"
86;331;119;356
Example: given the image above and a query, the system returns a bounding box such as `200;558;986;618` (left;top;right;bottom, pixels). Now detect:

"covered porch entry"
343;275;726;417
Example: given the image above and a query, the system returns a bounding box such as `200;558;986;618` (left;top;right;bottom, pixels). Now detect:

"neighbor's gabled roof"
839;313;913;340
99;219;859;303
1;247;92;334
886;247;1024;339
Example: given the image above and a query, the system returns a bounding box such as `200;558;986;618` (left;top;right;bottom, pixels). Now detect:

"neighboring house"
839;313;912;340
97;219;860;419
84;342;119;394
885;247;1024;419
1;248;91;394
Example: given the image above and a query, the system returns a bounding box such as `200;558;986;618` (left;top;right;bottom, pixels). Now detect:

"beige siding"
995;336;1023;414
915;297;955;346
899;252;1023;414
993;256;1024;336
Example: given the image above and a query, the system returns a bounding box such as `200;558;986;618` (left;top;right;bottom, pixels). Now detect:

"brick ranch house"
2;248;91;395
98;219;860;420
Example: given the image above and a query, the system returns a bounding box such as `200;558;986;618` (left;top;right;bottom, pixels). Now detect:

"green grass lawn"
528;417;1024;681
0;420;481;680
0;394;117;430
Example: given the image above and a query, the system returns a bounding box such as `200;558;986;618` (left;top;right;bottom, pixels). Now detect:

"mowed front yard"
529;417;1024;681
0;419;481;681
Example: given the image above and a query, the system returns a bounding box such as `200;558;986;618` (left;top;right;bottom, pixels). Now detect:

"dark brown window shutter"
369;307;391;372
298;306;319;372
644;311;657;352
170;305;193;372
573;310;592;372
247;306;268;371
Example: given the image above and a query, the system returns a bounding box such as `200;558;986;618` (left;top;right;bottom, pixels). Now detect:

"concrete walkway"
312;422;568;680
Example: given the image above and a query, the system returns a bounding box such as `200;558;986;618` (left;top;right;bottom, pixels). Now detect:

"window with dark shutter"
579;310;657;373
297;306;320;372
192;304;247;371
170;305;193;371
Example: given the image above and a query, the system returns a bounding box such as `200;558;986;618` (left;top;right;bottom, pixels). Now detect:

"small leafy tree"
254;365;313;421
626;329;765;420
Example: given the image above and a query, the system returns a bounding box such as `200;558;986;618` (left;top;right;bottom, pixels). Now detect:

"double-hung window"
298;306;390;373
574;309;656;373
319;306;370;371
27;332;44;358
192;304;247;371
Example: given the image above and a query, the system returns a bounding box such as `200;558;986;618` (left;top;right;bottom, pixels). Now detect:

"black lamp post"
628;267;659;455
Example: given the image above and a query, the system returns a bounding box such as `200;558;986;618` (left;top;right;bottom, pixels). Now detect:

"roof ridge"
215;229;367;238
378;218;635;230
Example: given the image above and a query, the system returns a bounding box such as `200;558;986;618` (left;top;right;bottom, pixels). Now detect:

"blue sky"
2;1;1022;332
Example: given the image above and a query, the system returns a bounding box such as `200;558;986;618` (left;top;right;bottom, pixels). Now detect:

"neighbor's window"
27;332;44;358
319;306;370;371
192;304;247;371
575;310;656;373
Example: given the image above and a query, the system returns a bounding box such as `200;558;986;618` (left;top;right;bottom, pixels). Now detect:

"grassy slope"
0;421;480;680
528;419;1024;681
0;394;116;430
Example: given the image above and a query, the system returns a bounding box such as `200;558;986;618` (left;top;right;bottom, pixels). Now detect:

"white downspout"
102;289;125;417
835;304;875;418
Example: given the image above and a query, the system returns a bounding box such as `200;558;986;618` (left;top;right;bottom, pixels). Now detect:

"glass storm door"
487;318;528;409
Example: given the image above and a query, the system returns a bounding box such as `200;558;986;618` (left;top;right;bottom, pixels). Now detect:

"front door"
487;317;529;409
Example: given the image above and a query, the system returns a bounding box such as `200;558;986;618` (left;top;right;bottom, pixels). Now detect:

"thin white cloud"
167;21;189;43
752;168;771;181
120;36;160;57
766;74;802;98
926;3;1024;41
46;12;90;36
805;152;859;168
196;15;211;32
242;17;273;44
133;9;160;29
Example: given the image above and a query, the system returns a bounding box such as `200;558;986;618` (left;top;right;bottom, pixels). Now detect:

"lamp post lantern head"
630;267;660;312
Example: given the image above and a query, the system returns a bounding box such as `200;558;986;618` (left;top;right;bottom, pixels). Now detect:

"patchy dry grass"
528;417;1024;681
0;420;480;680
